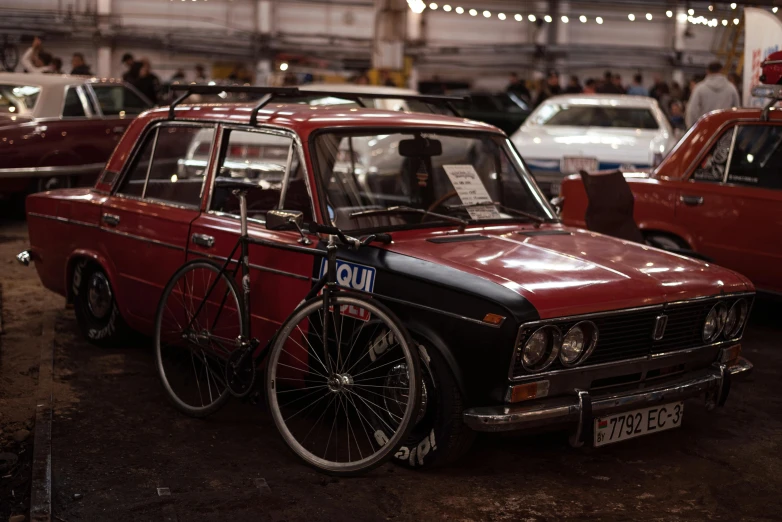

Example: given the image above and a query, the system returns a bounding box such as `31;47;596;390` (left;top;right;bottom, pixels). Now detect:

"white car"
510;94;676;197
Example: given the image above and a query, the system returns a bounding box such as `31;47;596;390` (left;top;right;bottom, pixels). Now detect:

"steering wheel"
423;190;459;221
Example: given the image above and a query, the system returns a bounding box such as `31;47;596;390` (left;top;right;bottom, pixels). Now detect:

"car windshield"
530;103;658;129
0;84;41;115
313;130;554;232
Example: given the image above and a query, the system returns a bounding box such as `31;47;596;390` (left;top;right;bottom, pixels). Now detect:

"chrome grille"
510;295;752;379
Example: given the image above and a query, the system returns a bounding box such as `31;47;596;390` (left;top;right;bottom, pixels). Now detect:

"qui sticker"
318;259;376;321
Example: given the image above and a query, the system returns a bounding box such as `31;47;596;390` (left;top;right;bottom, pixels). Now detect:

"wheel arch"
638;222;695;250
402;320;467;398
64;249;122;308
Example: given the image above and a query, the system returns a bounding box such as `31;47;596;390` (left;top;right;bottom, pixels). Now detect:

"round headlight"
560;321;599;366
724;299;748;338
703;302;728;342
521;326;561;371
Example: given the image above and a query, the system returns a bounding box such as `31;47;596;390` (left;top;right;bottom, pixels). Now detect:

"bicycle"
153;178;422;475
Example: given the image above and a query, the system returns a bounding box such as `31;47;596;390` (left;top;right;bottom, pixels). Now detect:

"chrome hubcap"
87;272;112;320
327;373;353;393
385;364;428;423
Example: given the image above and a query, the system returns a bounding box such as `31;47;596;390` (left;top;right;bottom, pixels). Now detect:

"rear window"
0;84;41;114
531;103;659;129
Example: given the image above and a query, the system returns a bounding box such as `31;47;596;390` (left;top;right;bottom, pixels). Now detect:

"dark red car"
0;72;152;203
559;100;782;295
18;88;753;467
760;50;782;85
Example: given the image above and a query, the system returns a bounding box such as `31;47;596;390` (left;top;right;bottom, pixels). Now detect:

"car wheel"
392;344;475;469
73;261;128;347
36;175;72;193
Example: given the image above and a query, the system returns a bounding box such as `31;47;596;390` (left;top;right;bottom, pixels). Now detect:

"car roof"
299;83;419;96
540;94;660;108
144;102;502;136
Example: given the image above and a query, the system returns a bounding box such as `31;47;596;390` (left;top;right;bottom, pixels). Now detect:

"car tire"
73;260;128;347
392;344;475;469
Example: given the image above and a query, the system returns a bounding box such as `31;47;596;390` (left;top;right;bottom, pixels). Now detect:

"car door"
88;82;153;156
188;126;318;346
101;121;217;331
674;122;782;291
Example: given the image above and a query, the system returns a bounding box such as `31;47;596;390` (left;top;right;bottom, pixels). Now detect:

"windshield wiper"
443;202;552;227
349;206;468;229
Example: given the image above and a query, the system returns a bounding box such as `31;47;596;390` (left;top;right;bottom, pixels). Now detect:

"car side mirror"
266;209;312;245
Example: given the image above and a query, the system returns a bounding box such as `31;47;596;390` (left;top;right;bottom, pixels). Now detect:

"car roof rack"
751;84;782;121
168;85;464;124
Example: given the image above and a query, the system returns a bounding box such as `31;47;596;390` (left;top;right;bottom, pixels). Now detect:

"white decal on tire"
88;306;117;340
394;428;438;466
394;446;410;460
369;329;395;362
72;261;85;297
373;429;389;447
429;428;437;450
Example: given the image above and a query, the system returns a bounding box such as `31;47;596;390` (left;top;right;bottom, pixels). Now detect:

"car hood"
511;126;662;167
386;226;750;319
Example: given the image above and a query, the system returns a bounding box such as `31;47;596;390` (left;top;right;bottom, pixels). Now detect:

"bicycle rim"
267;295;420;475
155;261;242;416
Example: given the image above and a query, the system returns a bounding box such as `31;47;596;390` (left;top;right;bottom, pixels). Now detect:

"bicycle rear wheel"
266;294;421;475
154;260;243;417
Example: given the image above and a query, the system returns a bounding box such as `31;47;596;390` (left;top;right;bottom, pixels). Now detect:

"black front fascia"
311;243;540;407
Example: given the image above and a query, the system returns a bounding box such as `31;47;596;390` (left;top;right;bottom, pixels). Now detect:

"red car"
760;50;782;85
559;99;782;295
18;87;753;468
0;72;152;203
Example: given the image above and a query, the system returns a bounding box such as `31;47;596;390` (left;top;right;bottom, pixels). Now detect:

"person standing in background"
564;75;582;94
70;53;91;75
21;37;52;73
582;78;597;94
626;74;649;96
121;53;137;83
130;58;160;104
194;64;209;83
685;62;740;127
507;72;531;103
50;57;63;74
546;70;563;96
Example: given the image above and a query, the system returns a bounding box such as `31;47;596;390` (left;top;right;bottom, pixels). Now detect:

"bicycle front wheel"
154;260;242;417
266;294;421;475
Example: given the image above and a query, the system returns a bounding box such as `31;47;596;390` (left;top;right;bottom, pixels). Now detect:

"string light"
646;13;652;20
561;15;569;23
722;19;728;25
730;3;736;9
429;2;438;10
666;10;672;17
678;13;688;22
483;10;490;17
628;13;635;21
279;63;289;71
468;8;477;16
733;18;739;24
596;16;603;24
688;8;694;15
455;6;463;14
528;14;536;21
514;13;522;21
407;0;426;13
579;15;586;23
708;5;713;11
774;7;779;13
498;12;506;20
443;4;451;11
544;14;552;22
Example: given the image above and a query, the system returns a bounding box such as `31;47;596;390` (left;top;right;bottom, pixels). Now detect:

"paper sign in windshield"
442;164;502;220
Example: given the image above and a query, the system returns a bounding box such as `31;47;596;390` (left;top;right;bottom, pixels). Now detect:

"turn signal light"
506;380;550;403
483;313;505;326
720;344;742;365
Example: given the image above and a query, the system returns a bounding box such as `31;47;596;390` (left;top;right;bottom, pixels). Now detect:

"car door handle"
192;233;215;248
102;213;120;226
679;195;704;206
111;126;126;134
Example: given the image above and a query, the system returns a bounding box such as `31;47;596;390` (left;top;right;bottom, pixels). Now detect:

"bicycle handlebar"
307;223;392;249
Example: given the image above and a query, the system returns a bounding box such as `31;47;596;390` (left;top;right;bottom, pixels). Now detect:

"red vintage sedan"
0;73;152;204
559;103;782;295
18;87;754;470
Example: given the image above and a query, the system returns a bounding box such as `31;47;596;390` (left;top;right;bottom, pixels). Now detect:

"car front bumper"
462;358;752;437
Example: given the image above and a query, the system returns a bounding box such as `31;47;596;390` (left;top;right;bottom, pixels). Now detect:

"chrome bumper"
463;358;752;435
16;250;31;266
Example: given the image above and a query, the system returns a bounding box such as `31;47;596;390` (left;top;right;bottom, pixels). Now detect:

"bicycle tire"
154;259;242;417
266;294;421;475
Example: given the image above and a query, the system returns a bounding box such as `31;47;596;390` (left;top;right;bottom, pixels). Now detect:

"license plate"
594;402;683;447
561;156;598;173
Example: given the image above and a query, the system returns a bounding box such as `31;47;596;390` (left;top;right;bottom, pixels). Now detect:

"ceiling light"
596;16;603;24
514;13;522;21
498;12;506;20
708;5;714;11
678;13;688;21
688;8;694;15
646;13;652;20
730;3;736;9
469;8;477;16
544;14;552;22
628;13;635;21
579;15;586;22
443;4;451;11
774;7;779;13
455;6;463;14
429;2;438;10
407;0;426;14
722;19;728;25
528;14;536;21
733;17;739;24
561;15;569;23
666;10;673;17
483;10;491;17
279;62;289;71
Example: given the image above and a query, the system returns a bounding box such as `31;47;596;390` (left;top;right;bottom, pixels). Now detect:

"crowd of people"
508;62;742;131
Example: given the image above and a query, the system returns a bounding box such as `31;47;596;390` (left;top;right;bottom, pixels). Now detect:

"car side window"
92;85;151;116
726;125;782;190
62;87;86;118
210;130;312;222
692;128;733;183
117;124;215;207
